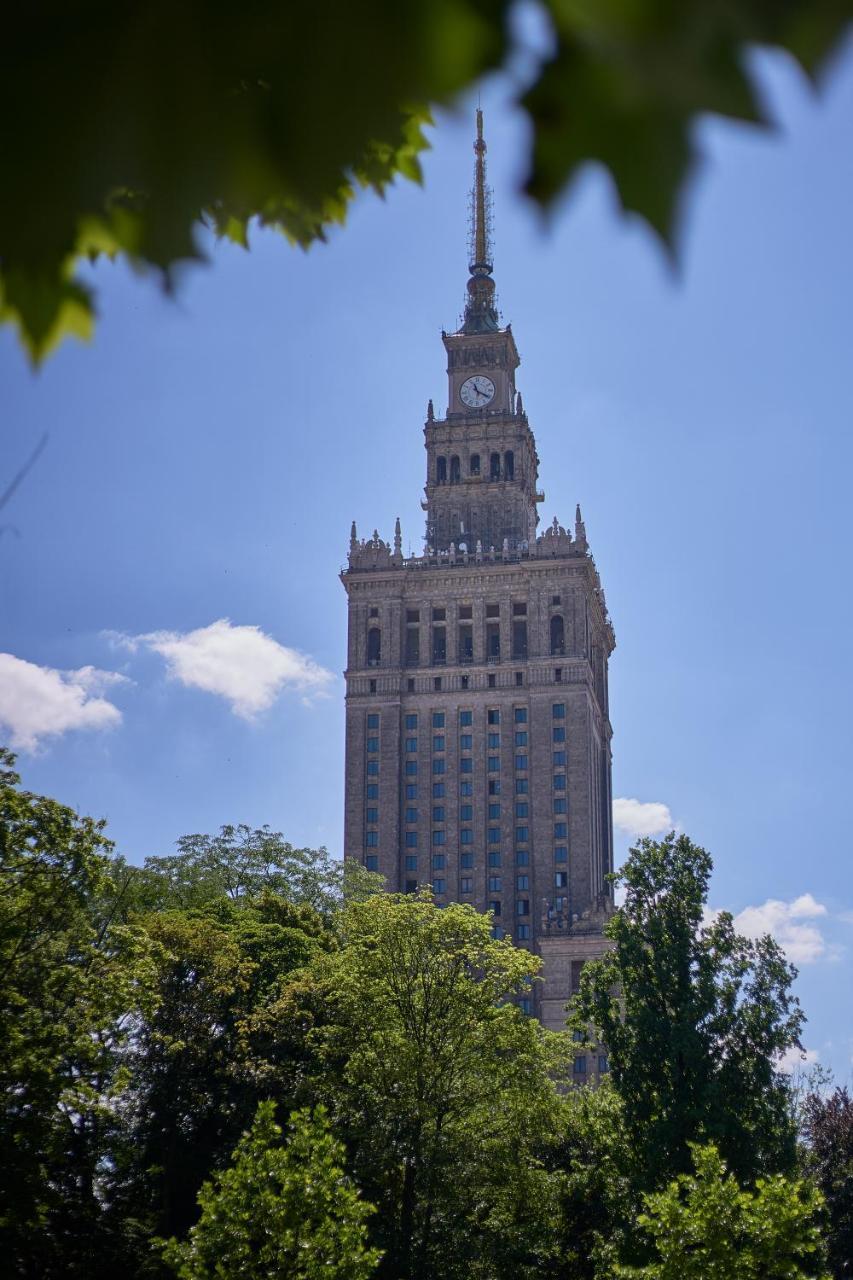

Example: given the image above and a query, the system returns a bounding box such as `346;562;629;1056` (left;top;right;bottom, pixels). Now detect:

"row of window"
365;669;567;695
434;451;515;483
373;612;567;668
371;704;564;731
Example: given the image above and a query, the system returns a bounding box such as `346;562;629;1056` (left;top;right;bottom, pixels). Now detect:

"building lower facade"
341;112;615;1043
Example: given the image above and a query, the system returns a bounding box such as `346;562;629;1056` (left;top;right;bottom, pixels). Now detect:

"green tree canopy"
801;1084;853;1280
617;1142;829;1280
4;1;853;360
161;1101;380;1280
307;890;566;1280
572;833;804;1193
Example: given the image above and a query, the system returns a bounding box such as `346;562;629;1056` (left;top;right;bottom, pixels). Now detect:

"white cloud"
0;653;126;752
733;894;829;965
776;1045;819;1075
114;618;333;718
613;797;674;838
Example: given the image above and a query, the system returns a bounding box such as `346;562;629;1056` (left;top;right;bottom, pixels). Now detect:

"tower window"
470;453;480;476
369;679;377;693
504;450;514;480
432;607;446;621
488;673;496;688
408;678;415;692
434;676;442;691
512;601;527;616
369;606;379;618
367;628;381;667
485;603;499;618
486;622;500;659
406;609;419;623
550;614;565;656
490;452;501;480
436;456;447;484
515;671;523;686
460;674;469;689
432;626;446;665
512;621;527;659
450;455;461;483
459;604;473;620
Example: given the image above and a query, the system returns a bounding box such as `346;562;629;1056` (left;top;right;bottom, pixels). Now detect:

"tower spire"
463;109;499;334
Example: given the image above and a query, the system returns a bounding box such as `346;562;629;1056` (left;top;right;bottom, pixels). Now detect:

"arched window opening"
490;452;501;480
550;614;565;657
436;456;447;484
367;628;381;667
450;455;461;483
470;453;480;476
504;450;515;480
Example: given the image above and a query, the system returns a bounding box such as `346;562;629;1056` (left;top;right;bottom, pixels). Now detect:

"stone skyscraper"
342;112;615;1034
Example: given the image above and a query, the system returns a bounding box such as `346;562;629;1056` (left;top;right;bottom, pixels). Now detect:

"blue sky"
2;39;852;1079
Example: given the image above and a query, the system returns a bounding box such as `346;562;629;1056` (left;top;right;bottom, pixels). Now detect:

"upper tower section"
425;111;538;554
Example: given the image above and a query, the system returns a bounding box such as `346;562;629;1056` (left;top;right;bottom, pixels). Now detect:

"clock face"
460;374;495;408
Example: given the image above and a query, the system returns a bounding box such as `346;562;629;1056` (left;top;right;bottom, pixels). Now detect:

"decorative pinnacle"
463;109;498;334
394;516;402;556
427;398;434;421
350;520;358;550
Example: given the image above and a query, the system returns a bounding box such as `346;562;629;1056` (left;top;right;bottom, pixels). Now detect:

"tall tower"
341;113;616;1037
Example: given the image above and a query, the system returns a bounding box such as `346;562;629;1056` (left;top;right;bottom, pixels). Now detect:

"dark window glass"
432;735;445;752
517;875;529;890
405;761;417;776
504;450;514;479
406;611;419;625
432;782;445;798
405;832;418;847
433;878;446;894
436;456;447;483
488;828;501;844
553;726;566;743
432;806;445;822
366;854;379;871
367;713;380;728
461;851;474;868
554;774;566;789
460;710;473;726
490;899;502;917
512;621;527;659
488;852;501;867
573;1056;587;1076
514;707;527;723
367;761;379;776
405;784;417;800
405;854;418;870
488;876;502;892
515;778;528;794
515;826;529;843
512;601;526;616
488;673;496;688
460;804;473;821
516;898;530;916
552;703;566;719
405;737;417;752
515;671;523;686
432;759;445;775
367;737;379;752
516;850;530;866
553;751;566;767
515;755;528;771
460;734;472;749
432;854;446;869
556;871;568;887
366;807;378;823
515;731;528;747
469;453;480;476
516;926;531;942
367;783;379;800
367;628;381;666
460;829;473;844
488;756;500;772
433;712;445;728
515;802;528;818
432;831;445;846
488;732;500;749
405;713;418;729
488;802;501;819
487;708;500;724
554;797;567;814
365;832;378;848
554;822;568;839
461;876;473;892
460;780;473;796
460;758;473;773
555;846;568;862
488;779;500;795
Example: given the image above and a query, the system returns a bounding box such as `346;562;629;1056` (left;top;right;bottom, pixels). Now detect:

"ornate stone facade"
341;112;615;1038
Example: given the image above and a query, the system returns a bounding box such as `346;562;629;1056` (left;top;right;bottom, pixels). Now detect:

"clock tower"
341;112;616;1039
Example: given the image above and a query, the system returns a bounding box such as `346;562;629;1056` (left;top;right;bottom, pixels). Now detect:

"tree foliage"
801;1085;853;1279
308;890;567;1280
617;1142;829;1280
0;756;838;1279
160;1101;380;1280
572;833;804;1192
4;1;853;360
